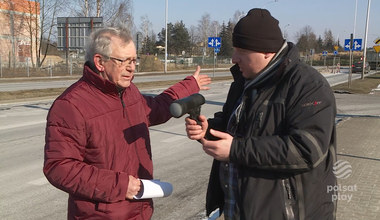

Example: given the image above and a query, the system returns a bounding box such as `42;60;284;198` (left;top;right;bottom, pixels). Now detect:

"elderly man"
43;24;211;219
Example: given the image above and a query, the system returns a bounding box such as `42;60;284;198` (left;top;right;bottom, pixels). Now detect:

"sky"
132;0;380;48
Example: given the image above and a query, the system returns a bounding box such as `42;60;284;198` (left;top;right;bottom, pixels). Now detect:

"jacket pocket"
282;178;296;220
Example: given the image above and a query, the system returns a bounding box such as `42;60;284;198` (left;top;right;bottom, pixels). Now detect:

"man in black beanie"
185;8;337;220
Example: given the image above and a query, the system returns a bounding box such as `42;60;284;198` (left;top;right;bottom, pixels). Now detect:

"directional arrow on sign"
215;38;221;48
208;38;215;47
345;42;351;50
353;39;362;50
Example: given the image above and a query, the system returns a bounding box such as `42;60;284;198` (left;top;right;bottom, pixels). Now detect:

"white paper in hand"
134;179;173;199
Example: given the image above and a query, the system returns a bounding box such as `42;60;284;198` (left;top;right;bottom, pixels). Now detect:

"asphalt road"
0;81;228;220
0;70;378;220
0;66;367;92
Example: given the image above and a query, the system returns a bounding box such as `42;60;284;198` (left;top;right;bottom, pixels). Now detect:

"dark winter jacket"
206;43;337;220
43;63;200;219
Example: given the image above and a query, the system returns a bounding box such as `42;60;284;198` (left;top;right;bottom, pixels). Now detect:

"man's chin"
117;81;131;89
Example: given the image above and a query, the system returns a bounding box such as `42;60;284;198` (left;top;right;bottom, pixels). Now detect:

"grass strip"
0;76;233;102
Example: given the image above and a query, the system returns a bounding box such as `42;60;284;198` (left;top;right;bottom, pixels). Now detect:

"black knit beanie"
233;8;284;52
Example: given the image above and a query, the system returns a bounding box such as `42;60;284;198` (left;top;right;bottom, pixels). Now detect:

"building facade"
57;17;103;53
0;0;40;67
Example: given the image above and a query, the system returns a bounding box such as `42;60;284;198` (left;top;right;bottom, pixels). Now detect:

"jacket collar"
82;61;121;95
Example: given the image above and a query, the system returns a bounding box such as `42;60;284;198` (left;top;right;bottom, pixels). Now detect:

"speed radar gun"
170;93;205;124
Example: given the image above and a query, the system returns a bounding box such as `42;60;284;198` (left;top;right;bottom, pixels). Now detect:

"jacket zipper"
119;91;126;118
250;111;264;136
282;179;296;220
256;111;263;129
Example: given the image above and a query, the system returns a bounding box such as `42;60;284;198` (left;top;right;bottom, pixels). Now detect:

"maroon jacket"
43;64;200;219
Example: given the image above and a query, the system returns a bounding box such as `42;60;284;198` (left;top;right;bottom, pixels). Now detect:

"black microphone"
170;93;205;123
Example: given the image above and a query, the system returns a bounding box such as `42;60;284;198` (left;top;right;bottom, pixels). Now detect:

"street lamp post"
361;0;371;79
353;0;358;38
164;0;168;73
349;0;358;88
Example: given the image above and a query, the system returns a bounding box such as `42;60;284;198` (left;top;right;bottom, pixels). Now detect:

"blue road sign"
333;51;338;55
322;51;328;56
344;39;362;51
208;37;221;48
214;47;220;53
207;37;214;47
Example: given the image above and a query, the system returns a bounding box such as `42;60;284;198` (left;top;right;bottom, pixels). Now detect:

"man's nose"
126;63;135;72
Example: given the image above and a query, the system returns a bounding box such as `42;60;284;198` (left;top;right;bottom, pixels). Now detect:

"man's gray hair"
85;24;133;63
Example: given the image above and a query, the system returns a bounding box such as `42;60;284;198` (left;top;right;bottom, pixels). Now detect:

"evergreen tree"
219;21;233;57
316;35;323;53
157;23;174;54
141;34;157;55
171;21;191;56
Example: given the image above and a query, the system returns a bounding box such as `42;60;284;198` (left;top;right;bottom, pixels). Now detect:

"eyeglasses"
103;55;137;67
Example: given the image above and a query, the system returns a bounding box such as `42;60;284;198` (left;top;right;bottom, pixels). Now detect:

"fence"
0;54;234;78
3;52;373;79
0;55;84;78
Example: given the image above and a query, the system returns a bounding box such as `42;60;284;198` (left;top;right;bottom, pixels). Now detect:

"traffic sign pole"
348;34;353;88
361;0;371;79
213;46;215;78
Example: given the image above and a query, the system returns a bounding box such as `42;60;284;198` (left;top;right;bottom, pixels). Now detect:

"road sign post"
208;37;221;78
322;51;327;67
333;52;336;74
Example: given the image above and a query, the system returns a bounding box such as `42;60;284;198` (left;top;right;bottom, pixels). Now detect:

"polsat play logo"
333;160;352;179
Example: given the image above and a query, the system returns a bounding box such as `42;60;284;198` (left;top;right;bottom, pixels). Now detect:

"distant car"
352;61;370;73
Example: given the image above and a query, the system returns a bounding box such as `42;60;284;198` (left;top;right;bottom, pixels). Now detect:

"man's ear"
264;52;276;59
93;54;105;72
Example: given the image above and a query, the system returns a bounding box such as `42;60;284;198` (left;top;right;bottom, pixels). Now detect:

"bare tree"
139;15;152;40
4;1;18;68
10;0;59;68
210;20;220;37
96;0;101;17
35;0;59;68
197;13;212;60
84;0;89;16
232;10;245;25
104;0;133;29
296;25;317;54
138;15;152;54
323;29;335;51
68;0;92;17
66;0;134;29
188;25;199;56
